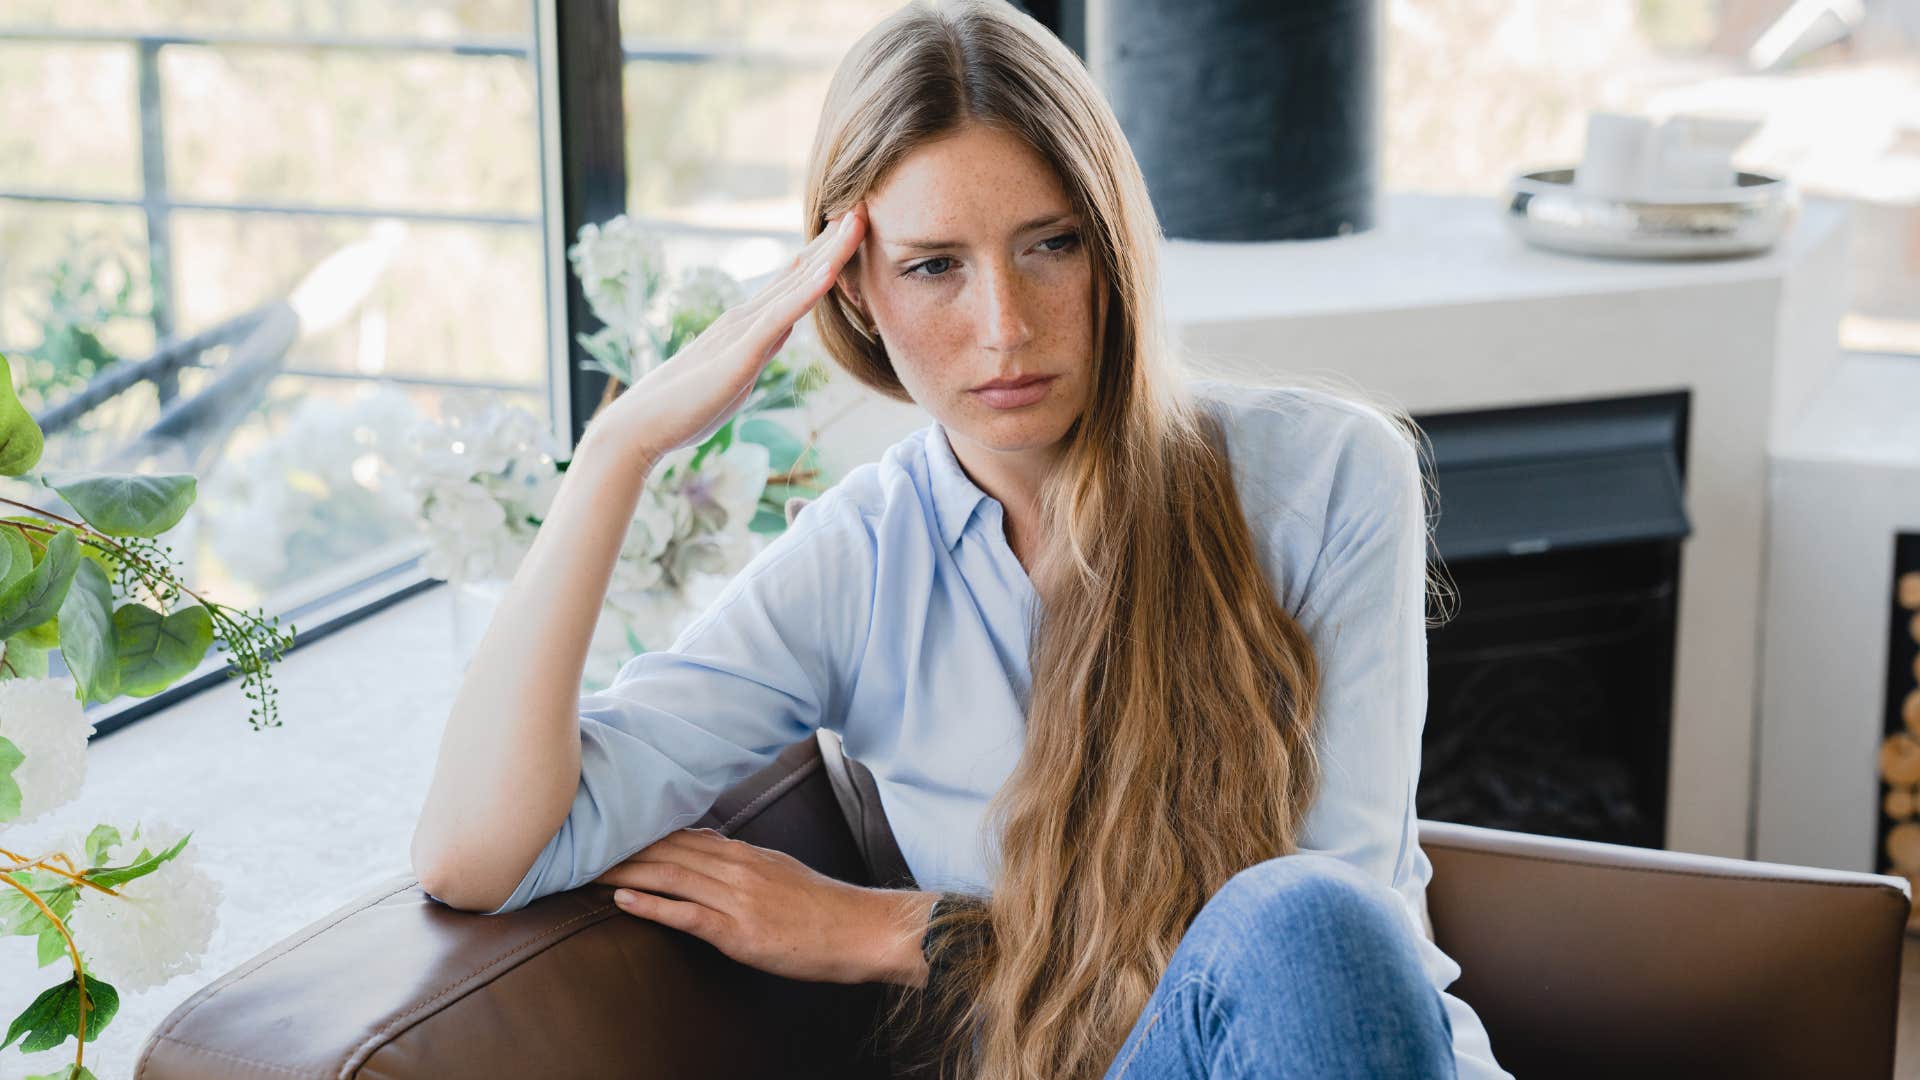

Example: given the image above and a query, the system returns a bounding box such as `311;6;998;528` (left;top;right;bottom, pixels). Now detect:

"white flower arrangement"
400;395;776;687
405;214;839;689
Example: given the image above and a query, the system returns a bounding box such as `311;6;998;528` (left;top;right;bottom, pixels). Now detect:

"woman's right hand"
587;202;868;464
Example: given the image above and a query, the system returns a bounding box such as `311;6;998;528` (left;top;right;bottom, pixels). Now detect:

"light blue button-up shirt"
459;376;1510;1078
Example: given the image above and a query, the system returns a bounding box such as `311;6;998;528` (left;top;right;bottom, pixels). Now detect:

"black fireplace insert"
1414;390;1691;850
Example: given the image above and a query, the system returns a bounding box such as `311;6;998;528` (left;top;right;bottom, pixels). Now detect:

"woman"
412;2;1510;1077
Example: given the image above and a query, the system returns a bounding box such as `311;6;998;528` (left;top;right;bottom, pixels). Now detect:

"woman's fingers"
605;856;736;910
614;204;865;457
799;204;866;281
740;211;854;320
742;206;866;329
789;207;857;270
656;827;742;856
613;890;728;940
675;212;853;364
753;211;866;341
784;216;842;273
695;207;864;373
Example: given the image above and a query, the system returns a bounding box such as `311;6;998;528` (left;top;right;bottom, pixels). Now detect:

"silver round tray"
1504;167;1799;259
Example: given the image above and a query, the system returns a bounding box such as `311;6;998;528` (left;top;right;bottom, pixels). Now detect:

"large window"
0;2;556;726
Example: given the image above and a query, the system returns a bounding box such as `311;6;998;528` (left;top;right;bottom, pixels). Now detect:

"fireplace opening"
1414;390;1691;849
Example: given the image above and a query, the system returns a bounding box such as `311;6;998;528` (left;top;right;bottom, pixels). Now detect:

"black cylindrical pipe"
1093;0;1378;241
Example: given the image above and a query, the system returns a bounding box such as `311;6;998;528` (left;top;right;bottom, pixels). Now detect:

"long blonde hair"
804;3;1443;1076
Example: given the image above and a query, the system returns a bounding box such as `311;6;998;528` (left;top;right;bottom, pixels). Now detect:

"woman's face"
842;122;1096;457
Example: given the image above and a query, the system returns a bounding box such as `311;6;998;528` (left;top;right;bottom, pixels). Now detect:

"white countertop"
1775;351;1920;465
1161;190;1848;323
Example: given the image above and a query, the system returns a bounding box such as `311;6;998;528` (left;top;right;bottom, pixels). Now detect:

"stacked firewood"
1878;569;1920;928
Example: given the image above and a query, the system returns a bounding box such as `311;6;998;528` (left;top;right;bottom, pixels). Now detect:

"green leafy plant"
0;349;294;1077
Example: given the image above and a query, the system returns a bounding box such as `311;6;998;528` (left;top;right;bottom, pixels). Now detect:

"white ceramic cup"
1576;112;1654;198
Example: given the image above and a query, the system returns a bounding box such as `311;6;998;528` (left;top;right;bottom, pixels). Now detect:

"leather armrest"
138;738;896;1079
1420;818;1912;1079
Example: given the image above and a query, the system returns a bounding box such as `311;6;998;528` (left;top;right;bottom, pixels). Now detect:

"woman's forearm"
410;428;661;911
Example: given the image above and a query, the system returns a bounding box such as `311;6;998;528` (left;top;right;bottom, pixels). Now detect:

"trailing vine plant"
0;350;293;1079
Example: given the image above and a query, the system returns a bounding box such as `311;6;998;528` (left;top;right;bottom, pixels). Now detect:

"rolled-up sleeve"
473;493;876;916
1289;412;1514;1080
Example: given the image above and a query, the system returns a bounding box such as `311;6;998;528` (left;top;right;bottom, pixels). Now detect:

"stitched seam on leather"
138;876;422;1079
722;755;822;834
857;774;883;874
1432;845;1906;892
343;905;613;1076
708;742;810;828
144;1034;327;1078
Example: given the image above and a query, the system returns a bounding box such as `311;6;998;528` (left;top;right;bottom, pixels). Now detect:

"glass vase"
448;578;509;674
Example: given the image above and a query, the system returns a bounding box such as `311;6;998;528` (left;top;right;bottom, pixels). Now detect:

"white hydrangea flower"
695;440;772;532
671;266;744;319
399;391;554;485
652;441;701;477
67;820;221;992
666;536;731;582
650;440;768;541
423;480;509;535
52;823;103;868
629;486;686;560
395;399;566;586
600;589;694;657
0;675;94;830
421;528;525;586
568;216;669;348
609;553;666;595
531;466;564;517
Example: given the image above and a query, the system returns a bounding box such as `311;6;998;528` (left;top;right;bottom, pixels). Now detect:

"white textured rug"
1;584;461;1080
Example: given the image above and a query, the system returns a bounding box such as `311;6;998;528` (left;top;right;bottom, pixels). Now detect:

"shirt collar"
923;421;991;551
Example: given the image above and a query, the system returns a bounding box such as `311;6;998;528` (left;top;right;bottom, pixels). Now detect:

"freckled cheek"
1037;277;1089;323
1031;272;1094;350
873;285;974;369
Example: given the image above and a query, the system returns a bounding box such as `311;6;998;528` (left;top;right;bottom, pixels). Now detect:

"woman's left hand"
593;827;921;985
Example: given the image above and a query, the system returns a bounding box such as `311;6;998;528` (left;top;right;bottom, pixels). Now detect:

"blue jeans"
1101;852;1457;1079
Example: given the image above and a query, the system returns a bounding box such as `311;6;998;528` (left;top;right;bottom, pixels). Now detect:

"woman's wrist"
573;422;663;478
865;888;939;988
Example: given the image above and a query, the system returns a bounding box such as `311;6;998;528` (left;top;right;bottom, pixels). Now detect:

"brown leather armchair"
138;726;1909;1079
